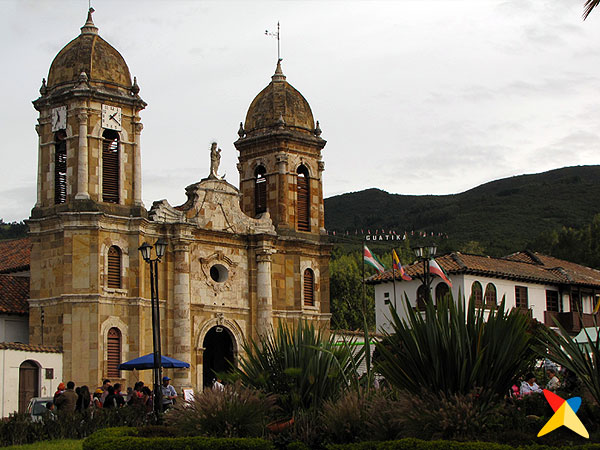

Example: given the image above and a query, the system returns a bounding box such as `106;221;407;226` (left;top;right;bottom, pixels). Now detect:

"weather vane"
265;22;281;61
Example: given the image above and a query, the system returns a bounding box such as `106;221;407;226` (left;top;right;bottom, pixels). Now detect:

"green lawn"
2;439;83;450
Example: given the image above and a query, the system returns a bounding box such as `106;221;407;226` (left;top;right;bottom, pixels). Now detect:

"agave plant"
235;320;359;413
534;318;600;406
375;294;535;403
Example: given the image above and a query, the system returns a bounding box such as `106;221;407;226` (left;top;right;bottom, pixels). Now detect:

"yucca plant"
235;320;358;413
535;318;600;406
375;294;535;404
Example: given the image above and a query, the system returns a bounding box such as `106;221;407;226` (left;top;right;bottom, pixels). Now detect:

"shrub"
164;381;278;437
375;295;535;405
235;320;359;414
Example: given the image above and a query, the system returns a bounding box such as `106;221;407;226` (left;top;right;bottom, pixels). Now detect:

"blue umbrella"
117;353;190;370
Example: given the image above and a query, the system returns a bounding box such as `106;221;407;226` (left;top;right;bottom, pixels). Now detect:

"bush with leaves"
235;320;359;413
375;295;536;405
165;380;278;438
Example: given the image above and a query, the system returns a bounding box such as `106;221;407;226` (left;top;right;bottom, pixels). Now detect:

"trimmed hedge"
82;427;276;450
326;439;600;450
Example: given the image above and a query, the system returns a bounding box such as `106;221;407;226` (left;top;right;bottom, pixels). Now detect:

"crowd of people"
48;376;178;414
511;368;563;398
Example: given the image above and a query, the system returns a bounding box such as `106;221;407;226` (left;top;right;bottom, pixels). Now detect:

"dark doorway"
202;326;235;387
19;360;39;413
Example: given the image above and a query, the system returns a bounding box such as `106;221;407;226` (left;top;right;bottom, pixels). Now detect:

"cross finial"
265;21;281;62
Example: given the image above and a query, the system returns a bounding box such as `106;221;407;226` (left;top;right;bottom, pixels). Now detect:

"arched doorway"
202;326;235;387
18;360;39;413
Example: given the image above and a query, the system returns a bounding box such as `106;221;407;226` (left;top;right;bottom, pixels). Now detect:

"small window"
54;131;67;204
102;129;119;203
546;290;559;312
435;283;449;303
297;165;310;232
570;291;581;313
107;246;121;289
416;285;428;310
384;292;390;305
515;286;528;309
304;269;314;306
484;283;497;308
210;264;229;283
107;327;121;378
471;281;483;307
255;165;267;216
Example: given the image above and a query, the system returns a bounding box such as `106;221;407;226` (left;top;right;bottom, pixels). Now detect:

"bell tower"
32;8;147;219
234;61;326;236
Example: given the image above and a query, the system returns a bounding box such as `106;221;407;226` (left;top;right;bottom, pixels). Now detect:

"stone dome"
244;61;315;136
46;9;132;92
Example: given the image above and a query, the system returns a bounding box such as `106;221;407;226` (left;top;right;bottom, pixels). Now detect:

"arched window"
435;283;450;303
484;283;497;308
416;285;428;310
303;268;314;306
102;129;119;203
471;281;483;307
297;165;310;232
107;327;121;378
54;131;67;204
254;165;267;216
107;246;121;289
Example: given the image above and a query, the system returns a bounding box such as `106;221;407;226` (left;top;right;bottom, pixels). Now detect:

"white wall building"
369;251;600;335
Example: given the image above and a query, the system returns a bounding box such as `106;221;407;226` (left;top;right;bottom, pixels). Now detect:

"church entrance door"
202;326;235;387
18;360;39;413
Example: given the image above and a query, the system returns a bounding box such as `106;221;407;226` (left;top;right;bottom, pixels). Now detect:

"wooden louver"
107;327;121;378
297;171;310;231
484;284;497;307
304;269;314;306
54;139;67;204
102;132;119;203
107;246;121;289
472;282;483;307
255;176;267;215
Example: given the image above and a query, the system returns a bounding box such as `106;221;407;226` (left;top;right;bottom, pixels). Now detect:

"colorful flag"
429;258;452;287
364;245;386;273
392;250;412;281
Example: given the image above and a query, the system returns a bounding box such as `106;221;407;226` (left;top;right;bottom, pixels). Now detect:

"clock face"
102;104;122;131
51;106;67;132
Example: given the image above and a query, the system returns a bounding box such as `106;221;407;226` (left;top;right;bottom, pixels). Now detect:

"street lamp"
411;244;437;307
139;238;167;417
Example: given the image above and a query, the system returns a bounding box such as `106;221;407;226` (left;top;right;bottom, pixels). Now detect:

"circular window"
209;264;229;283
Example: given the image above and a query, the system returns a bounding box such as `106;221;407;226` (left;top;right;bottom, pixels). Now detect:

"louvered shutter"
107;246;121;289
297;174;310;231
102;133;119;203
55;139;67;204
255;177;267;215
472;282;483;307
484;284;497;308
304;269;314;306
107;327;121;378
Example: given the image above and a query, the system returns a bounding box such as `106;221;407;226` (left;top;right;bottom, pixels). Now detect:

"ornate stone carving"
318;160;325;172
199;251;237;293
209;142;222;179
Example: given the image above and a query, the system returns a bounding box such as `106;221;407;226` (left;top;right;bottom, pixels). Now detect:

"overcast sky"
2;0;600;222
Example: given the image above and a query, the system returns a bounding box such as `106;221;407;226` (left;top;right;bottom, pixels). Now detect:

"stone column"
173;242;191;388
256;244;274;337
133;120;144;206
318;160;325;232
275;153;289;229
35;124;43;207
75;111;90;199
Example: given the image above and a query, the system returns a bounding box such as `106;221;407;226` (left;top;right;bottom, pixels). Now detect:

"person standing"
55;381;78;412
76;385;91;412
99;379;111;404
113;383;125;407
161;376;177;411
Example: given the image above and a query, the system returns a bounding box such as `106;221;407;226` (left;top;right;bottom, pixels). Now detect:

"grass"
2;439;82;450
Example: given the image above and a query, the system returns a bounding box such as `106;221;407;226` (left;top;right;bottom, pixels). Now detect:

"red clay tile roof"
0;238;31;273
0;342;61;353
0;275;29;315
368;251;600;288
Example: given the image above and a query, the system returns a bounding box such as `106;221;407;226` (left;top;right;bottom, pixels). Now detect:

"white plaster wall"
0;350;63;418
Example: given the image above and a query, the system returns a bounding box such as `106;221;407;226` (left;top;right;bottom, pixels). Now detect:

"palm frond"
584;0;600;20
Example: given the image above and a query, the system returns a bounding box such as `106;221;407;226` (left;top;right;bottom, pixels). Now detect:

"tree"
584;0;599;20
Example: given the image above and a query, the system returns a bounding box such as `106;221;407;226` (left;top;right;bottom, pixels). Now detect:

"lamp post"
138;238;167;417
412;244;437;306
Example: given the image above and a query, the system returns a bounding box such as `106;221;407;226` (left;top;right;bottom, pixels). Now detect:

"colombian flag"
392;250;412;281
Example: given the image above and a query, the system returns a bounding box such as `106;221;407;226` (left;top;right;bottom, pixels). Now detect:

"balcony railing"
544;311;598;334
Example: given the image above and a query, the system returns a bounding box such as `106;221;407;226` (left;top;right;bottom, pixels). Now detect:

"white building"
369;251;600;335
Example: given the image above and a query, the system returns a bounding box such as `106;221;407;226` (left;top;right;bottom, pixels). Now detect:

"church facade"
27;9;331;391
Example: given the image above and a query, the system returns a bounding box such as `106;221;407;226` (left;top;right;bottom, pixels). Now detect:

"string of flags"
327;229;449;239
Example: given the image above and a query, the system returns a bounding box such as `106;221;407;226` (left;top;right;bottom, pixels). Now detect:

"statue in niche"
209;142;222;179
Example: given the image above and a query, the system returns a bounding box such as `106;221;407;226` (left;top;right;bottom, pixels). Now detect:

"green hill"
324;165;600;256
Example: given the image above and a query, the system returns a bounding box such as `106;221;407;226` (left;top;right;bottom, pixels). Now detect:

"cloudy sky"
2;0;600;222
